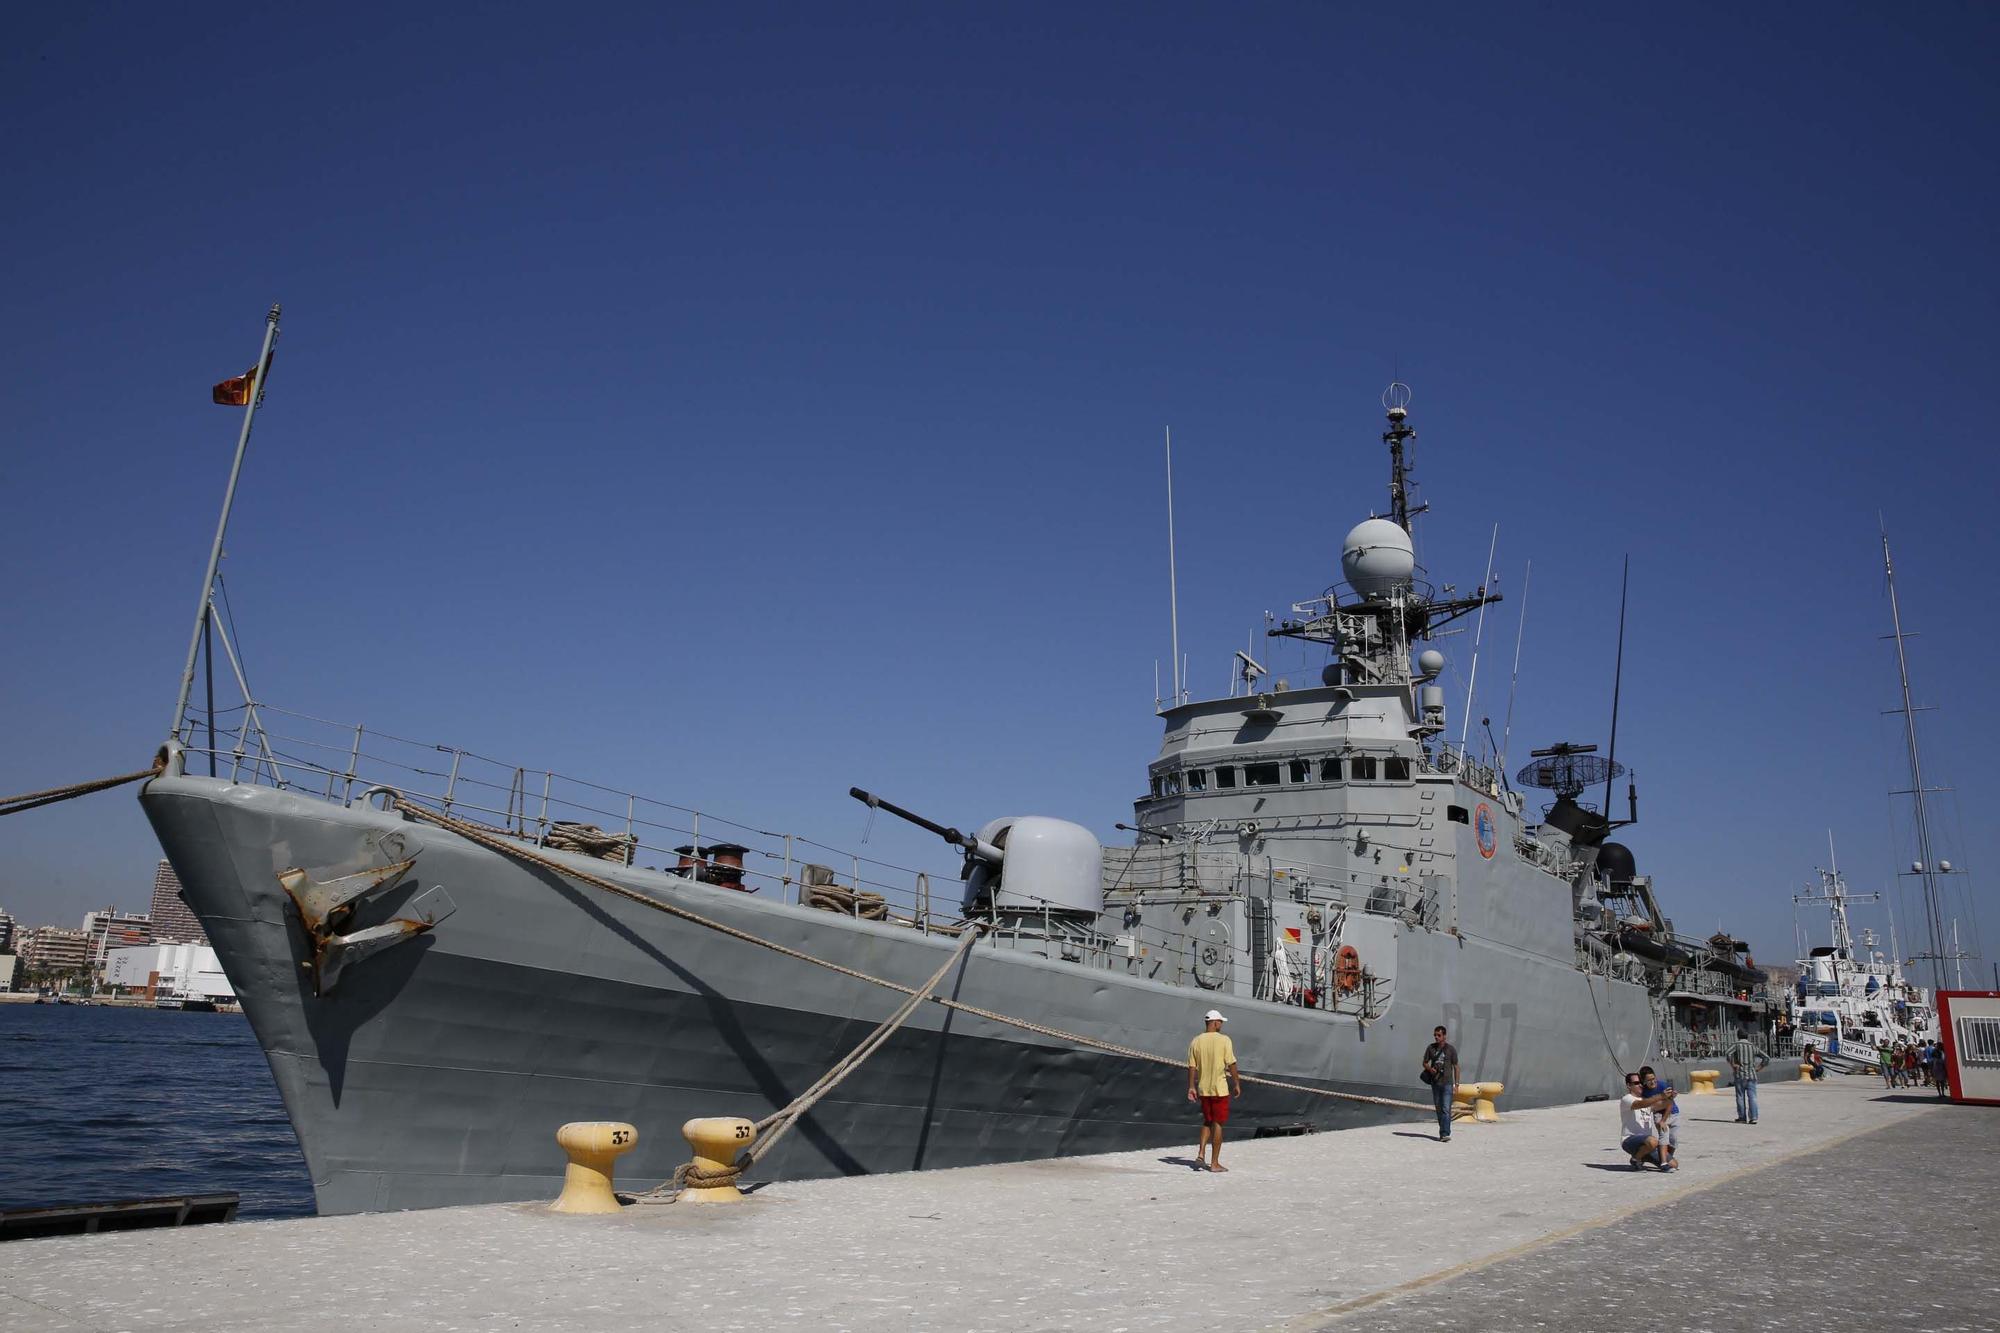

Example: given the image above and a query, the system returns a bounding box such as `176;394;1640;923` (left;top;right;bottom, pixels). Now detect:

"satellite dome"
1416;649;1445;679
1342;519;1415;596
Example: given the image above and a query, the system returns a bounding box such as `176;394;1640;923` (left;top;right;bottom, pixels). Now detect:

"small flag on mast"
212;350;274;406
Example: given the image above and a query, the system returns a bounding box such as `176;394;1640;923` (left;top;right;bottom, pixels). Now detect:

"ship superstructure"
140;386;1791;1214
1790;864;1936;1070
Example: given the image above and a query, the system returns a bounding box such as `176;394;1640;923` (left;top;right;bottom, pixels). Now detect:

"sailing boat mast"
1882;531;1950;993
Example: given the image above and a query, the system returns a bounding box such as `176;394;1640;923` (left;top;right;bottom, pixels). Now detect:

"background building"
103;942;234;1001
147;860;206;944
18;926;88;983
81;907;152;976
0;907;16;955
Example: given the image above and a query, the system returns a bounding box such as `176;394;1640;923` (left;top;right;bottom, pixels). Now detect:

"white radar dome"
1342;519;1415;596
1417;649;1445;678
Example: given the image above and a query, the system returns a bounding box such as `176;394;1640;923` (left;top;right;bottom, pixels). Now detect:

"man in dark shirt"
1421;1025;1459;1142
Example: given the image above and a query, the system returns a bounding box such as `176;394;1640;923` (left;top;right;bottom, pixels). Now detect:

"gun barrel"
848;787;970;850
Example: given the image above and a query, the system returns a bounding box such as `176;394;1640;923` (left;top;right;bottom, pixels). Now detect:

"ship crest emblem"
1474;804;1498;859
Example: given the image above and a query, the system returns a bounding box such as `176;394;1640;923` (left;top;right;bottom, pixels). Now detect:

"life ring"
1334;944;1362;993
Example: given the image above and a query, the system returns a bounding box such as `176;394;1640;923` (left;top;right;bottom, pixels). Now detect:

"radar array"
1516;742;1624;801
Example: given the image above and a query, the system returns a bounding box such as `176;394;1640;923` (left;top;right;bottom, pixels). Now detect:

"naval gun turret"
848;788;1103;919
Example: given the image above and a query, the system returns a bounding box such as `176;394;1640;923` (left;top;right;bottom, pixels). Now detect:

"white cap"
1203;1009;1227;1023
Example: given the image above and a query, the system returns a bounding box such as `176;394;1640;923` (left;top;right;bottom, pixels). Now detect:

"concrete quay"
1;1080;1986;1333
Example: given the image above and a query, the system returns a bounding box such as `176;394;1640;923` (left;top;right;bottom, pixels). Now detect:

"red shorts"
1199;1094;1231;1124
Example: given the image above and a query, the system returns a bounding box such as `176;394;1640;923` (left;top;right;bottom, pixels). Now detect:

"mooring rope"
0;751;166;819
389;794;1431;1114
635;923;986;1202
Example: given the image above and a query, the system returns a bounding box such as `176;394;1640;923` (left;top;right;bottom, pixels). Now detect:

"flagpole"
169;302;281;745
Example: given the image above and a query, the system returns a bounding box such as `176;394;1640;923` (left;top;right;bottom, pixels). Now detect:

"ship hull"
144;773;1671;1215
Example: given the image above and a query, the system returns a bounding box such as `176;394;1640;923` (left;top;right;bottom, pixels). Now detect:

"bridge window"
1351;755;1378;781
1164;771;1182;796
1318;758;1342;782
1215;766;1238;789
1187;769;1207;792
1244;762;1281;787
1150;775;1164;798
1385;757;1410;781
1289;760;1311;784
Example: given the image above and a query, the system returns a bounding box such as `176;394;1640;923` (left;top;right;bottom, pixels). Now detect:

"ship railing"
1105;850;1435;929
1420;744;1506;800
976;898;1222;982
1317;969;1390;1020
174;705;966;931
1513;834;1575;878
1577;939;1620;979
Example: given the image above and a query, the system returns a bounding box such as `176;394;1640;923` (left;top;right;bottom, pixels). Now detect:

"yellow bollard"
677;1117;758;1203
1689;1069;1721;1095
550;1121;637;1214
1474;1081;1505;1122
1451;1083;1478;1122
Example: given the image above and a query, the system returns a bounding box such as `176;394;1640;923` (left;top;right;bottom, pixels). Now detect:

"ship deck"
1;1079;1986;1332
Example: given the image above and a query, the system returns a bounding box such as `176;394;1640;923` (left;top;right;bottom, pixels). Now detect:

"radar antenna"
1517;741;1624;802
1380;381;1425;533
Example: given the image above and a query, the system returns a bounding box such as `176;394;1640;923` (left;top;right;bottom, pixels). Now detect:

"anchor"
278;845;454;995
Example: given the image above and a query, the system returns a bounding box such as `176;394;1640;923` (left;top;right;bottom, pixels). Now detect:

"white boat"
1789;865;1935;1071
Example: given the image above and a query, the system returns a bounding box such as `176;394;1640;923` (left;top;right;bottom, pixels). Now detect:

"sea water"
0;1003;313;1218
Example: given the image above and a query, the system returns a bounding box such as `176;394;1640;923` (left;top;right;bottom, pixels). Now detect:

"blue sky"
3;4;1995;977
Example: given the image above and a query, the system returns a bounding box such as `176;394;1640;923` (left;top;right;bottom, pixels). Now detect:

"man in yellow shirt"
1186;1009;1241;1172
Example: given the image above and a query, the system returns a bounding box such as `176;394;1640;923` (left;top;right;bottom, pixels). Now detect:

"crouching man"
1619;1071;1677;1171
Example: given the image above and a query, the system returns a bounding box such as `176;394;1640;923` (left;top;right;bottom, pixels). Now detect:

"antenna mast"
1458;524;1499;750
1602;556;1630;815
1165;426;1183;708
1883;530;1951;992
1382;382;1422;532
1498;559;1531;779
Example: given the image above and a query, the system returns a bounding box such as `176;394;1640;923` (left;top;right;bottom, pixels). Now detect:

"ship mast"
1269;385;1495;654
1382;382;1424;532
1882;532;1951;993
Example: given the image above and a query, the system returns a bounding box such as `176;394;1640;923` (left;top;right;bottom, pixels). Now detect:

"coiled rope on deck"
0;751;167;818
389;795;1431;1114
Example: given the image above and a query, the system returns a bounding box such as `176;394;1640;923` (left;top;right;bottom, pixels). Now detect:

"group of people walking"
1877;1037;1948;1093
1182;1014;1813;1176
1184;1014;1463;1172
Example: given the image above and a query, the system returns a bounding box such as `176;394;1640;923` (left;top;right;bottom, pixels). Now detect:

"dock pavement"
1;1078;1988;1332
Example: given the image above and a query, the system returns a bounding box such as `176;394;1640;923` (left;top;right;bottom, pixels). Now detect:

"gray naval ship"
141;387;1789;1214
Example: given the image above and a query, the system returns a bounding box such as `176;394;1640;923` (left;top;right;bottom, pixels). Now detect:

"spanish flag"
212;351;274;406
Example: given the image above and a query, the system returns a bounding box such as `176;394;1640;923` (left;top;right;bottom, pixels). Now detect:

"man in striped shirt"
1728;1030;1771;1124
